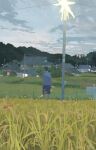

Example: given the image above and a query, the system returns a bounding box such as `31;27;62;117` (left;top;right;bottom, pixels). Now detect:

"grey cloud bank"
0;0;96;55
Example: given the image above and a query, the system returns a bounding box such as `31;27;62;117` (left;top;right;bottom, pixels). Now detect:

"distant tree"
0;42;95;67
87;51;96;66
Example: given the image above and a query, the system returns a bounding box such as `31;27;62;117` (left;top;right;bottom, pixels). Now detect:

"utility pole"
54;0;75;100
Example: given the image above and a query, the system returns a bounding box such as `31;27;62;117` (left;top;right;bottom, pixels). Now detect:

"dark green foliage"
0;42;24;65
87;51;96;66
50;65;61;77
0;42;62;66
0;42;96;67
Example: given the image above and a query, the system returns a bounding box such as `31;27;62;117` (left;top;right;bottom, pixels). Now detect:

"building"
77;65;91;73
90;66;96;72
65;63;79;74
20;55;52;76
2;60;20;76
21;55;48;66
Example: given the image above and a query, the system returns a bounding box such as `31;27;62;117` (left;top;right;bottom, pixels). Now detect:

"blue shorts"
43;85;51;94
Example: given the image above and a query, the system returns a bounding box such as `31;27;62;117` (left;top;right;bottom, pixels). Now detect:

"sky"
0;0;96;55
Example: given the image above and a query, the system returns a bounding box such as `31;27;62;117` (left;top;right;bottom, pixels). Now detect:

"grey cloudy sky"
0;0;96;55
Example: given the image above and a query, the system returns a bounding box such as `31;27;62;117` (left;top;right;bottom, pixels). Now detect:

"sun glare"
54;0;75;21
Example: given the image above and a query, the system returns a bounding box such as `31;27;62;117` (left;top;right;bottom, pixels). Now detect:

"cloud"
0;0;96;55
0;0;32;29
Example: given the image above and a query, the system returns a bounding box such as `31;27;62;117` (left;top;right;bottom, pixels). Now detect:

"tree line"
0;42;96;66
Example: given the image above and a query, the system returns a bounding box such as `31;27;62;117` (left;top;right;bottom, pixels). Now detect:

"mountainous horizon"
0;42;96;66
0;42;62;65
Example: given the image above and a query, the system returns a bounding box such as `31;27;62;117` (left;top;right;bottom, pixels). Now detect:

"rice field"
0;99;96;150
0;73;96;99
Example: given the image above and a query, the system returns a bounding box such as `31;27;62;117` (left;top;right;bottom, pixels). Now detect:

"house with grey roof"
2;60;20;75
21;55;48;66
77;65;91;73
20;55;52;76
91;66;96;72
64;63;79;74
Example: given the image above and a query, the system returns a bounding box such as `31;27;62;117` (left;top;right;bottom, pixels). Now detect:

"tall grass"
0;99;96;150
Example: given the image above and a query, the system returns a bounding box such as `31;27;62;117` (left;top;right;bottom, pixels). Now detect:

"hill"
0;42;63;65
0;42;96;66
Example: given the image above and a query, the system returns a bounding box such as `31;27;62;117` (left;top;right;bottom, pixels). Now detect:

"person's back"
43;71;51;86
42;67;51;97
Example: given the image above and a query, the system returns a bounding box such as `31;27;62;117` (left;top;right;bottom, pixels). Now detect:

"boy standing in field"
41;66;52;98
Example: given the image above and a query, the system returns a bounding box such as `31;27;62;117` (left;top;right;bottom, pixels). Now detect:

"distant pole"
23;54;25;77
61;21;66;99
54;0;75;100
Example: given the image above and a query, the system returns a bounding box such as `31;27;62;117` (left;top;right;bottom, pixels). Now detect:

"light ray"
54;0;75;21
